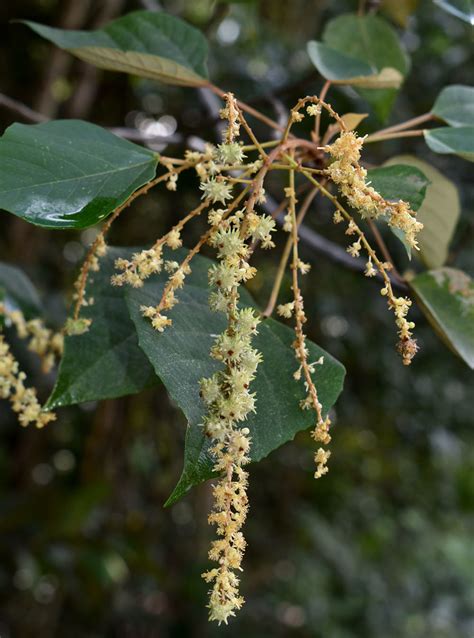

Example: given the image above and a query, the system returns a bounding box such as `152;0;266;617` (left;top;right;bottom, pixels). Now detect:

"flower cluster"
325;131;423;249
27;86;426;626
70;234;108;330
277;172;332;480
334;206;418;364
200;210;265;624
4;306;63;373
0;335;56;428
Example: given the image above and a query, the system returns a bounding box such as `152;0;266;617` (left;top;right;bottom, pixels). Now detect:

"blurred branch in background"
33;0;93;117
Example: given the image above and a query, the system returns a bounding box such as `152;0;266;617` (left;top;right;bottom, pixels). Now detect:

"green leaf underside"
433;0;474;24
319;13;410;120
46;248;158;409
0;263;42;319
410;268;474;369
124;249;345;506
424;127;474;162
385;155;460;269
367;164;429;258
0;120;158;229
307;42;402;88
23;11;208;87
432;85;474;127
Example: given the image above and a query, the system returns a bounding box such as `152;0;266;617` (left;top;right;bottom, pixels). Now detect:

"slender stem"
365;129;425;143
237;111;268;159
314;80;331;142
371;112;434;137
263;187;319;317
241;140;280;152
297;168;404;296
209;84;285;133
366;218;402;281
73;163;194;320
155;188;251;313
288;159;325;427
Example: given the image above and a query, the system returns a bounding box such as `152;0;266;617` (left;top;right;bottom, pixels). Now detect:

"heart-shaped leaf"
432;85;474;127
23;11;209;87
367;163;430;258
124;250;345;505
0;120;158;228
46;248;158;409
424;127;474;162
410;268;474;369
384;155;460;268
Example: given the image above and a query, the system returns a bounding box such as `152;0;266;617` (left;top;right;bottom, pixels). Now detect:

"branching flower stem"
72;163;196;322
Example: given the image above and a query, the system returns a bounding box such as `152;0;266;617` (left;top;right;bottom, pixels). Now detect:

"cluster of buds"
3;305;63;373
325;131;423;249
0;335;56;428
333;206;418;364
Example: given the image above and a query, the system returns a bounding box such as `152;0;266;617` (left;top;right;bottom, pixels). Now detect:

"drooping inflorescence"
1;88;425;624
0;303;60;428
324;130;423;250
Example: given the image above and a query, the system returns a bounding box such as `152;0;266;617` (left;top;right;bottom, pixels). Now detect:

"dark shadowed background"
0;1;473;636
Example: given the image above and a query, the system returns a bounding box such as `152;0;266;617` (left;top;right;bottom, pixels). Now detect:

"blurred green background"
0;1;473;636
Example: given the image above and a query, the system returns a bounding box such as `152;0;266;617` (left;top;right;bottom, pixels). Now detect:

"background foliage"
0;0;473;636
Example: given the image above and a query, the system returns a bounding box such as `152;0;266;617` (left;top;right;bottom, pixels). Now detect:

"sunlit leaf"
0;120;158;229
23;11;209;87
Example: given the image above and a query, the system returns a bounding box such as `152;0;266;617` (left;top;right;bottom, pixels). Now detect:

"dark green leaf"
124;250;345;505
410;268;474;369
424;127;474;162
433;0;474;24
432;85;474;127
0;120;158;229
46;248;158;409
23;11;208;87
367;163;429;258
307;42;403;88
385;155;460;268
0;262;42;319
367;164;429;211
320;13;410;120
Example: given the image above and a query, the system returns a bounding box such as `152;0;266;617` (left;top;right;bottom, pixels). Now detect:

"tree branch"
0;92;182;144
0;93;48;123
